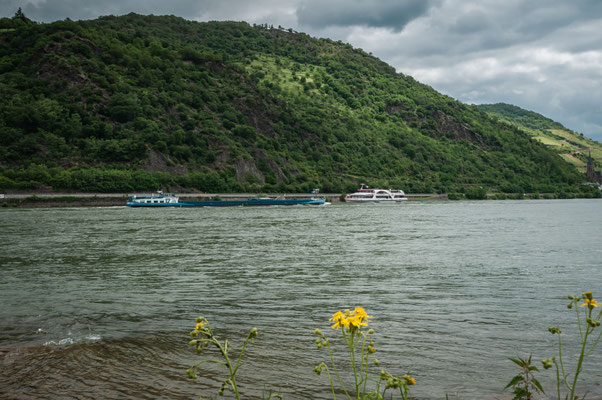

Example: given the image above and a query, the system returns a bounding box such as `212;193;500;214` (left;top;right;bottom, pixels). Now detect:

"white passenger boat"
344;184;408;203
127;192;180;206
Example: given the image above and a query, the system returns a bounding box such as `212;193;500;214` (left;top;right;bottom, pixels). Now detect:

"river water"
1;200;601;399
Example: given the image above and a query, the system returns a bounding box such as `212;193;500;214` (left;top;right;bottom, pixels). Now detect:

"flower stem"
326;337;352;400
576;300;584;342
557;333;571;391
323;364;337;400
553;358;561;400
360;334;368;396
233;334;252;375
347;330;359;398
585;309;602;356
570;313;592;400
585;327;602;356
214;338;240;400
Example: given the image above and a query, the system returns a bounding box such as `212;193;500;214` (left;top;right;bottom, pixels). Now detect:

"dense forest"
0;11;595;196
476;103;567;133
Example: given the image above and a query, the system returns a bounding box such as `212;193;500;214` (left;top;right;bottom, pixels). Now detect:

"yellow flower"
353;307;366;315
348;314;368;328
580;298;598;308
354;307;370;319
353;307;372;323
330;311;347;330
330;307;372;330
402;375;416;386
330;311;344;320
195;321;207;330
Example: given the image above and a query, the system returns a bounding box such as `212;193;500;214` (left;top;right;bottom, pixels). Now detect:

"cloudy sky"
2;0;602;142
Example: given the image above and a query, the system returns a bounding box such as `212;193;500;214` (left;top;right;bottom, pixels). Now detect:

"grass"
247;55;329;100
559;153;586;167
534;135;564;146
529;129;602;172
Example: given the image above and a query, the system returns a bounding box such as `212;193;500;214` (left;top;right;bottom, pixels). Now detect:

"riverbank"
0;192;448;207
2;190;600;208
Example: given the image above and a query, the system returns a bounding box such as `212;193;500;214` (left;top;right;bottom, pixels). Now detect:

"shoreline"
0;192;448;208
1;191;599;208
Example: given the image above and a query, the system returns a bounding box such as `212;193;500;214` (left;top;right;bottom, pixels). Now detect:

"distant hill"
0;12;594;196
476;103;602;178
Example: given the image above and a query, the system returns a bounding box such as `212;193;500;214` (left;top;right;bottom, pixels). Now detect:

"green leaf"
504;375;524;389
513;390;527;398
509;357;526;367
532;377;545;394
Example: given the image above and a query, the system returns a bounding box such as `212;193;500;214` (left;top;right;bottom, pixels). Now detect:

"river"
1;200;601;399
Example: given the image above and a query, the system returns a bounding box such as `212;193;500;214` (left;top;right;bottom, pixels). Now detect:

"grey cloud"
0;0;301;25
496;1;602;44
191;1;298;27
410;1;602;58
297;0;438;32
1;0;203;22
450;9;489;34
513;5;585;38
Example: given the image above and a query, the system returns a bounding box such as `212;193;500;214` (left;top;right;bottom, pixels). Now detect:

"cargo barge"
126;192;325;207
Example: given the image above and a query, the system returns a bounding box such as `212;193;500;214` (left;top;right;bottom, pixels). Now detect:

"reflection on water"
1;200;601;399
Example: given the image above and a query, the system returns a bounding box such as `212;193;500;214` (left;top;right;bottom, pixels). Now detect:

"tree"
14;8;33;24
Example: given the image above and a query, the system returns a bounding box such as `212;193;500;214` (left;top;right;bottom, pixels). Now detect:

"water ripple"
1;200;601;399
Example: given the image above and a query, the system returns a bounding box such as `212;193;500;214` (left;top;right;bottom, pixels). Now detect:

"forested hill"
0;12;589;195
476;103;602;178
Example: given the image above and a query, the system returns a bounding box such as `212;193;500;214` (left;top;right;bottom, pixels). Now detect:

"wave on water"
43;334;102;347
43;337;74;346
0;333;213;400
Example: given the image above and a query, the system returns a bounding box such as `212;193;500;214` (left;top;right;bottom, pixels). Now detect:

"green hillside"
476;103;602;177
0;12;593;195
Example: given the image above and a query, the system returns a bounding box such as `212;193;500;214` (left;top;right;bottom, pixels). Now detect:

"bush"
232;125;256;140
465;187;487;200
447;192;464;200
0;174;17;189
